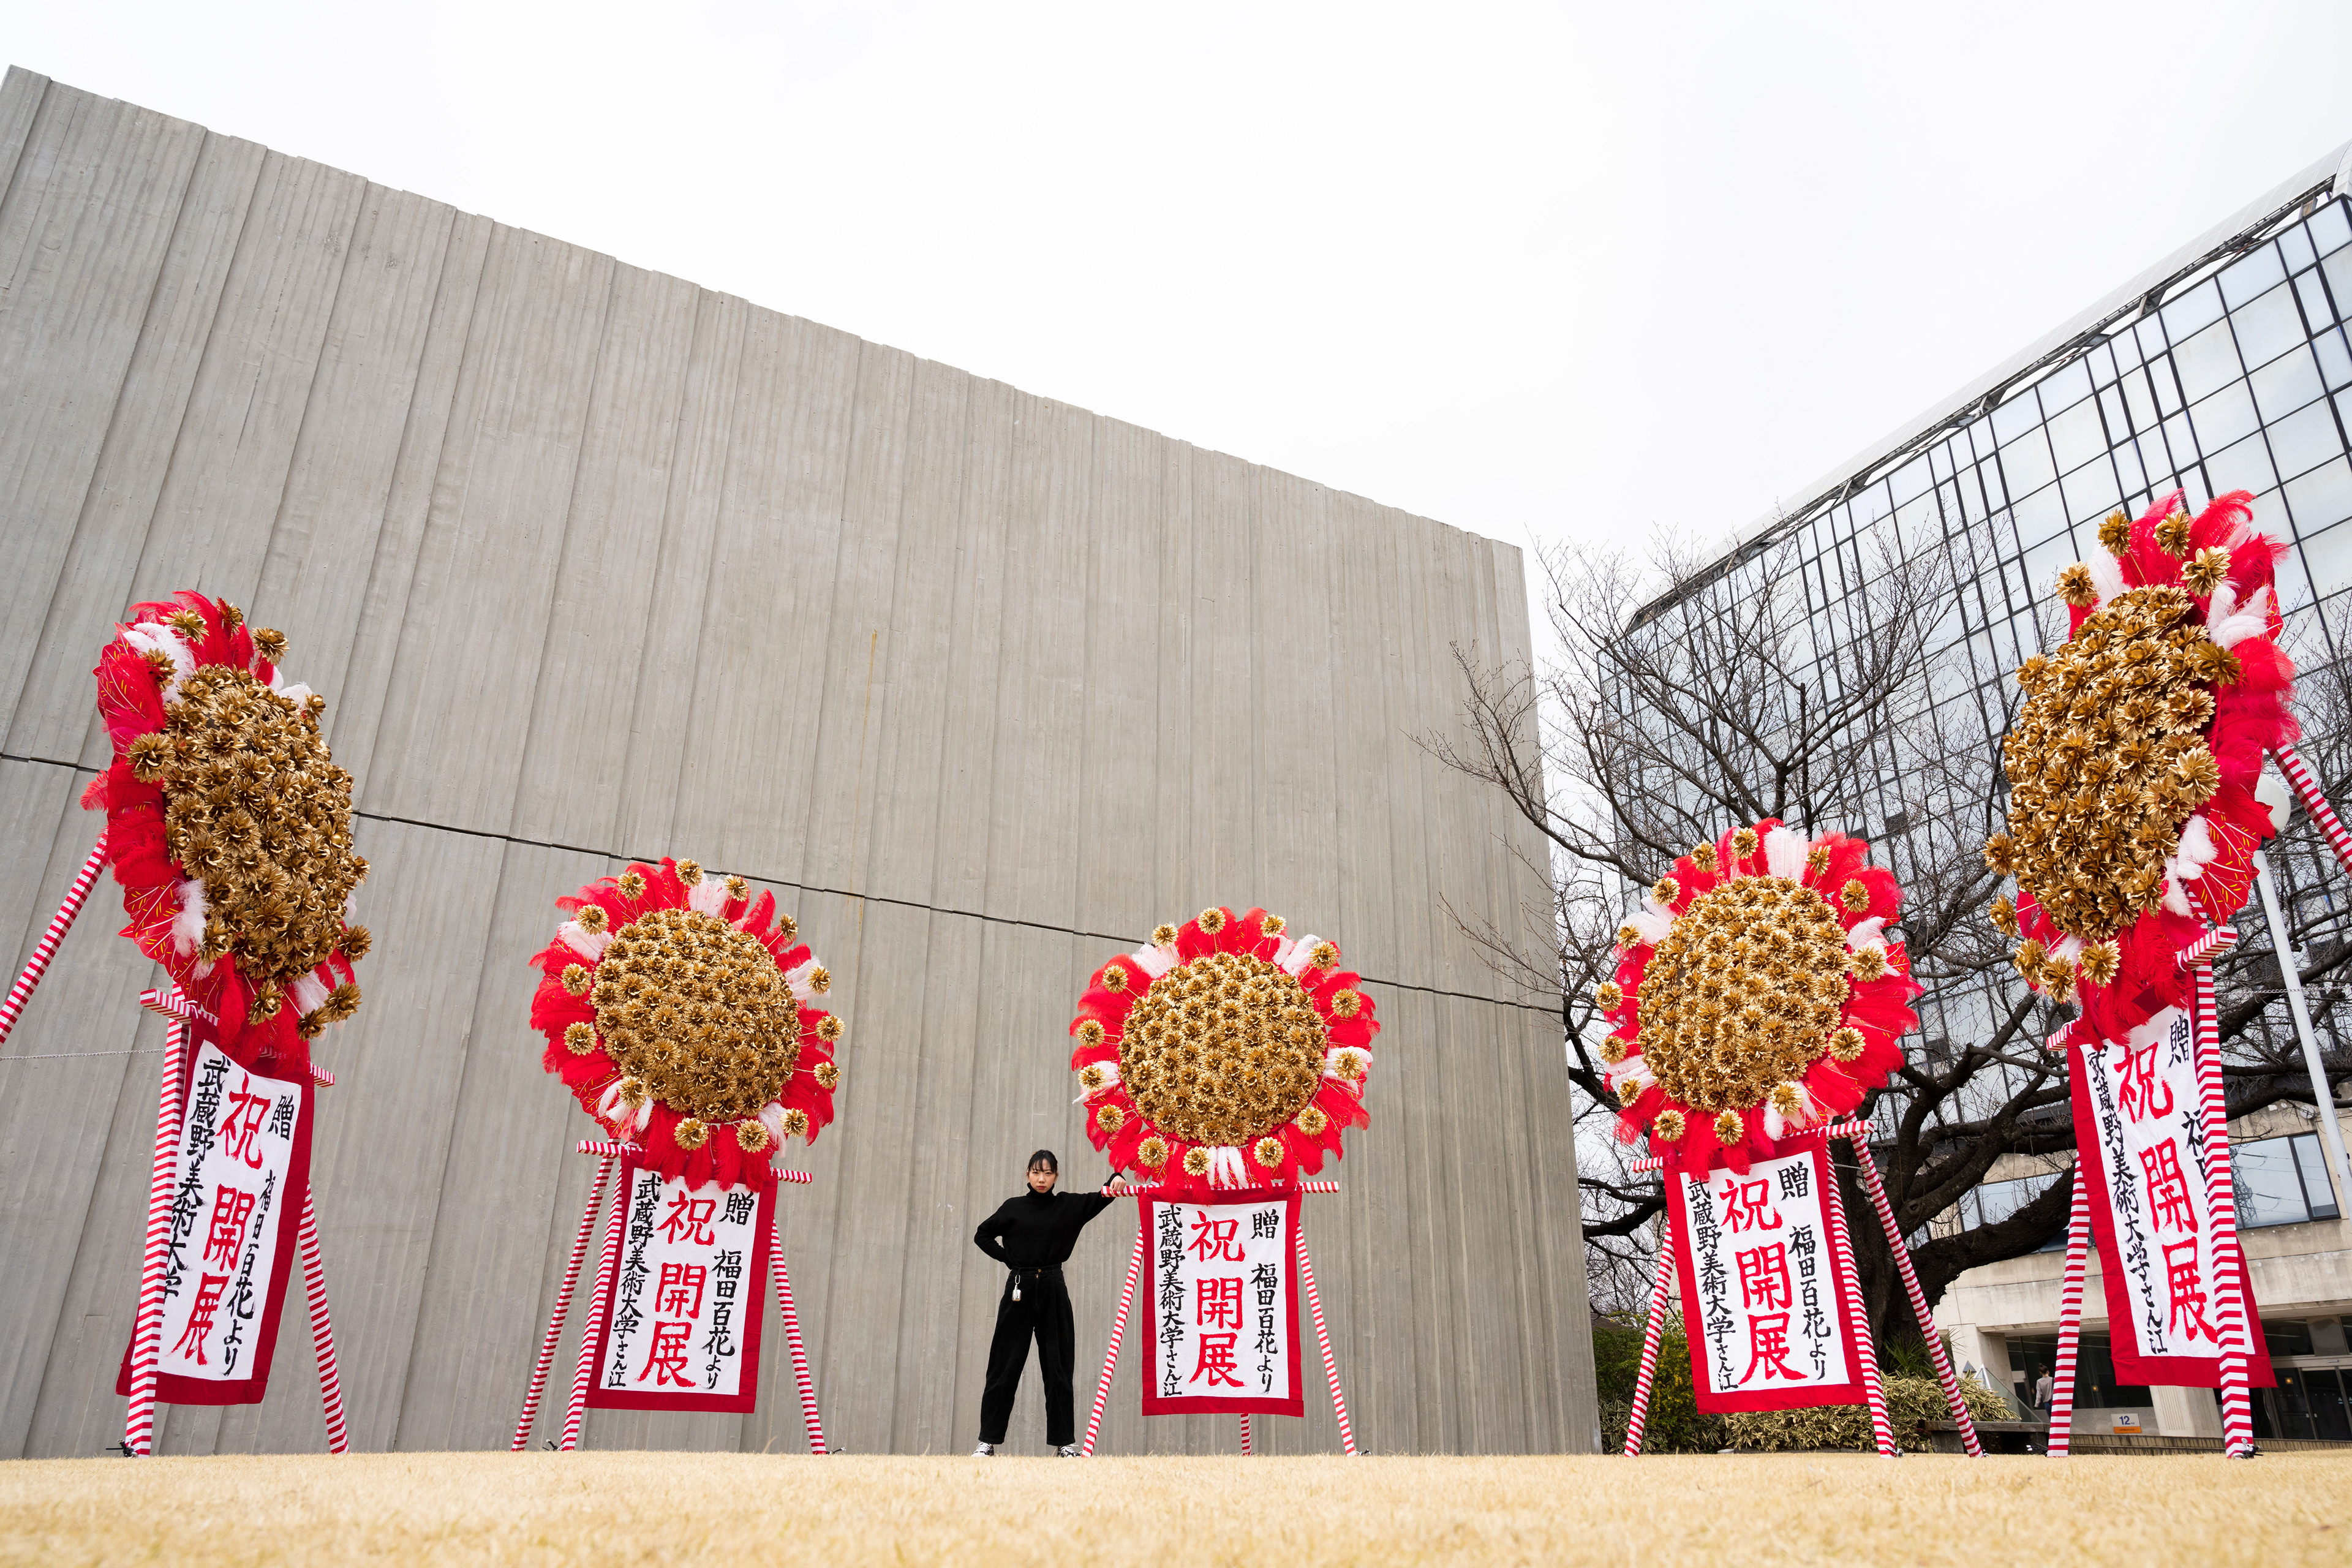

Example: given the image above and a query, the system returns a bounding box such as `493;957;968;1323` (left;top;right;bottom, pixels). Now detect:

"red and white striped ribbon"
1082;1228;1148;1456
1629;1120;1869;1173
2276;744;2352;876
573;1139;640;1158
1852;1140;1983;1456
122;1010;189;1457
769;1207;827;1453
1238;1411;1252;1455
1295;1213;1357;1455
2044;1166;2092;1458
1820;1148;1896;1455
511;1155;615;1450
561;1177;630;1451
297;1183;350;1453
135;989;336;1087
2176;925;2237;970
775;1169;812;1185
0;835;107;1050
2192;956;2258;1457
1621;1232;1678;1455
1294;1181;1339;1194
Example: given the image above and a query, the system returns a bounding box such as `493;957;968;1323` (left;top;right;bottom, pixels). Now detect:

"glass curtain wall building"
1637;143;2352;1440
1644;144;2352;1121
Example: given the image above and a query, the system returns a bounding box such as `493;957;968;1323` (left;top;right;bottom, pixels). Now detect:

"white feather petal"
1763;825;1811;881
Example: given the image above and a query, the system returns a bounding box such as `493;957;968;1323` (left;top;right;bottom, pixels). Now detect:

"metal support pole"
2253;850;2352;1209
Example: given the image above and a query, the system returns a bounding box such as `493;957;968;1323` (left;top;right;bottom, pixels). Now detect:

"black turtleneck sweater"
973;1186;1115;1269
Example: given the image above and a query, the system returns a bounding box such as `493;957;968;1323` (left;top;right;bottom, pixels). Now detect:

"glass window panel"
2275;532;2316;611
1990;391;2044;448
2318;329;2352;391
2204;431;2277;500
2163;277;2226;340
1890;454;1933;505
2328;246;2352;321
1999;430;2057;497
2091;341;2120;385
2099;384;2132;444
2062;458;2120;522
2221;243;2288;311
2046;396;2106;473
2267;398;2346;483
2285;456;2352;534
2293;1134;2340;1218
2113;434;2149;498
2020;532;2078;601
2282;223;2318;276
2190;382;2260;453
2297;269;2337;331
2121;366;2160;431
2247;486;2291;541
2173;318;2245;402
2010;483;2068;548
2283;600;2328;666
2232;281;2308;370
2299;516;2352;599
2312;199;2352;257
2252;344;2326;424
2152;355;2185;415
2040;356;2094;414
2234;1137;2311;1228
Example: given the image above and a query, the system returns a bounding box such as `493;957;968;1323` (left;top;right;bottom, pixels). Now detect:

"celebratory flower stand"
1;595;372;1455
1987;492;2303;1458
1065;906;1376;1455
510;857;842;1450
1599;817;1981;1455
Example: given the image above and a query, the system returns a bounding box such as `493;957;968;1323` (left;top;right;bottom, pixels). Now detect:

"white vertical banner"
587;1162;772;1413
1667;1143;1868;1412
118;1038;311;1405
2070;1008;2272;1387
1140;1189;1303;1417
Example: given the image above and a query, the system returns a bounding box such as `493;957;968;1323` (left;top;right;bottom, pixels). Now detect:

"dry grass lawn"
1;1451;2345;1566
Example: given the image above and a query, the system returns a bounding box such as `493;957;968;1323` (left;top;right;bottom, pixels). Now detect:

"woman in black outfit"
970;1149;1115;1457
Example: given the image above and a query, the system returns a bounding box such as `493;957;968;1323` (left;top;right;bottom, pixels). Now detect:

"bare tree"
1434;526;2352;1348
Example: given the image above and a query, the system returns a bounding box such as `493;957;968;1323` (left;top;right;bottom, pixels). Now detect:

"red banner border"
115;1050;312;1407
1139;1187;1306;1417
2067;1039;2273;1389
1668;1140;1872;1414
583;1157;774;1414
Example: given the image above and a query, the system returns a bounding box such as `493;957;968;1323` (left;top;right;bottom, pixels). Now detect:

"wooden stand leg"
2045;1166;2092;1457
561;1172;629;1451
0;834;108;1049
123;1009;190;1457
1851;1142;1982;1456
1294;1213;1356;1455
2192;960;2258;1457
1820;1149;1896;1455
511;1154;614;1450
1621;1231;1678;1456
769;1226;827;1455
296;1185;350;1453
1081;1227;1147;1457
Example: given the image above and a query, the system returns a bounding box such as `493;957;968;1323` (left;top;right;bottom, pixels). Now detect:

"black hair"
1027;1149;1059;1174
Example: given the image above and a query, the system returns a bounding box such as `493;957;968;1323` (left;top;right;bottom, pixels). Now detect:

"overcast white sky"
13;3;2352;576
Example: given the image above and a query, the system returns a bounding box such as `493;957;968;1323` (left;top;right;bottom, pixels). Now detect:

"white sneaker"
970;1442;994;1457
1057;1444;1081;1458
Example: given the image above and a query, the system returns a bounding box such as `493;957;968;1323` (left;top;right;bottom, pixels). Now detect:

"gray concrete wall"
0;67;1594;1457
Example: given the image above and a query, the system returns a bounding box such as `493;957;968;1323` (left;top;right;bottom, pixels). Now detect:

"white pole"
2253;850;2352;1210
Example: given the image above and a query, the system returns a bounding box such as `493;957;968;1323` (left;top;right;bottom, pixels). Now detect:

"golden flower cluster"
1633;876;1852;1113
590;907;801;1122
1119;952;1329;1147
1989;585;2228;944
137;658;366;1033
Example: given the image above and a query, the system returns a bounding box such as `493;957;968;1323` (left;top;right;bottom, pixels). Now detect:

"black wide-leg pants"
978;1270;1076;1446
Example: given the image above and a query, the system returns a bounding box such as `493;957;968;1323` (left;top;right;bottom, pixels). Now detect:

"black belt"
1008;1265;1061;1300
